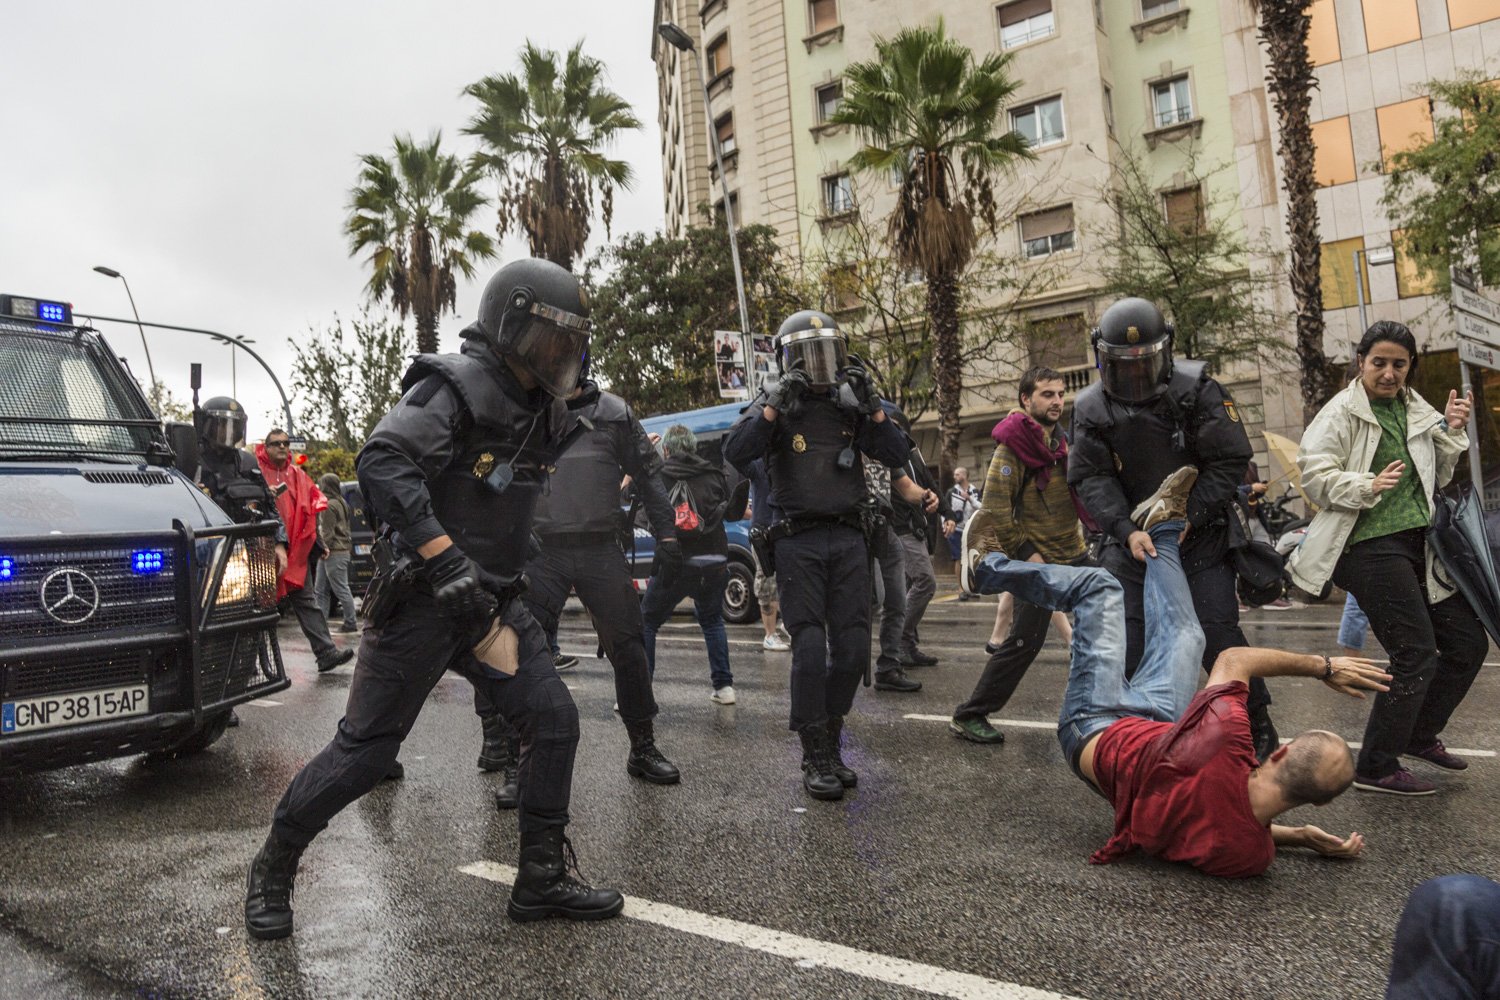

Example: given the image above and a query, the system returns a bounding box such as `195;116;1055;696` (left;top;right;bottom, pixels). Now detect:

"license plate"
1;685;149;735
354;544;371;556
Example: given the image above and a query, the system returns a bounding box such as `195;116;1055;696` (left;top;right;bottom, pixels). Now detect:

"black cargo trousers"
272;589;577;845
776;522;872;730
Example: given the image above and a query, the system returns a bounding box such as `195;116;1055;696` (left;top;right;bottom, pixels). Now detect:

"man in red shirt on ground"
960;466;1392;878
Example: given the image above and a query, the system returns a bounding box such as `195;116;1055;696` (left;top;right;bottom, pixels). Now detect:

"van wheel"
151;711;233;759
722;559;756;625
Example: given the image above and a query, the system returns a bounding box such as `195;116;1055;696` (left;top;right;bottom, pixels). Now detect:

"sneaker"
1406;740;1469;771
949;717;1005;744
316;648;355;672
1353;768;1437;795
554;652;579;670
899;648;939;667
711;686;737;705
959;508;1004;597
1131;466;1199;530
775;626;791;644
762;634;791;652
1260;598;1295;611
874;668;921;692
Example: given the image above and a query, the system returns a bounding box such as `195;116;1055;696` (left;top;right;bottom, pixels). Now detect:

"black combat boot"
507;827;625;922
244;830;304;940
492;737;520;812
798;724;844;801
478;713;510;771
825;715;858;788
624;719;681;785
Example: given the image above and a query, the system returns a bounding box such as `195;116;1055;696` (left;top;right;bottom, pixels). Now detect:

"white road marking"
460;861;1083;1000
245;699;282;707
903;714;1496;758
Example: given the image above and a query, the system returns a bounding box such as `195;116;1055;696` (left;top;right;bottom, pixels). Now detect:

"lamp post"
214;335;256;397
1352;244;1396;339
658;21;753;383
92;266;158;394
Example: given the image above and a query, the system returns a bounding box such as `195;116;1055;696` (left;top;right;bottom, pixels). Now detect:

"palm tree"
463;41;641;272
830;22;1031;479
345;132;496;354
1249;0;1338;421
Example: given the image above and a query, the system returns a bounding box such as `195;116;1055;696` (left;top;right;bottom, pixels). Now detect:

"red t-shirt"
1090;681;1274;878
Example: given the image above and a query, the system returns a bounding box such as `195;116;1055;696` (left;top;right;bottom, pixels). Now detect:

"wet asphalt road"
3;589;1500;1000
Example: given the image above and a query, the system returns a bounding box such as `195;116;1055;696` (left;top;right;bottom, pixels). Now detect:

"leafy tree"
288;310;413;452
345;132;496;354
584;223;803;416
303;446;357;485
1246;0;1338;420
1382;73;1500;291
830;21;1032;480
464;41;641;272
1096;148;1283;376
146;380;193;423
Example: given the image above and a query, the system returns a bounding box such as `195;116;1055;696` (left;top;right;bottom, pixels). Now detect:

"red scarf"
255;444;327;597
991;410;1098;533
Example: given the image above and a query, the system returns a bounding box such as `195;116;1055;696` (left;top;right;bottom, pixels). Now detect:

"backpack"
670;478;703;536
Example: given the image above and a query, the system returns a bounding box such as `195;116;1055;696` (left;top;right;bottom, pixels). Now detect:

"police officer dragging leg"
481;375;683;811
724;311;909;802
1068;297;1279;760
244;259;622;940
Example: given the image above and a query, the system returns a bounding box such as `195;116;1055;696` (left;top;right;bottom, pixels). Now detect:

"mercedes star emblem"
40;567;101;625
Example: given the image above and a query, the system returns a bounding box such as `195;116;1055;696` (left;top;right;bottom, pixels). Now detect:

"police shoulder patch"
1223;400;1241;423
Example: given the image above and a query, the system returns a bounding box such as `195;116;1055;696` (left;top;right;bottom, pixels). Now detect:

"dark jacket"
661;452;733;558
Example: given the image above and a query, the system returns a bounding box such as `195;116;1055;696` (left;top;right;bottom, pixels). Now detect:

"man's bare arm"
1271;824;1365;858
1207;648;1391;698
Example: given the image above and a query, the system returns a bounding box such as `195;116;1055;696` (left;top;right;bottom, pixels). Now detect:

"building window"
1320;236;1373;311
716;112;736;157
998;0;1054;49
1141;0;1180;18
1363;0;1420;52
1376;97;1434;170
1162;185;1205;235
1448;0;1499;30
1310;116;1357;186
1150;76;1193;128
1307;0;1341;66
1103;86;1115;136
823;173;854;215
816;81;843;123
706;34;732;78
1019;204;1075;259
714;191;741;227
809;0;839;34
1011;96;1065;148
1393;229;1441;299
1027;314;1090;370
827;265;861;311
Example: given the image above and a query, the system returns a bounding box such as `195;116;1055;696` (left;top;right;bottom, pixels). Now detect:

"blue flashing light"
38;301;67;323
0;557;12;580
131;549;165;574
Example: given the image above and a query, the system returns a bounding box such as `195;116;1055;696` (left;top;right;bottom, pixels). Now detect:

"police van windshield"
0;317;159;460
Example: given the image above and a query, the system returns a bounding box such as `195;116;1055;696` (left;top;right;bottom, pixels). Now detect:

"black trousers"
953;554;1093;721
272;591;577;845
1332;529;1488;778
775;523;871;730
1101;534;1271;714
869;522;907;672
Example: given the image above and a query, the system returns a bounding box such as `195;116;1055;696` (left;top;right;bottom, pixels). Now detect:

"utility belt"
361;534;528;629
749;508;882;577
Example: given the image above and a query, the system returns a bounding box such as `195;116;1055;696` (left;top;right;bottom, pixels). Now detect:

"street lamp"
213;335;256;397
658;21;753;364
92;266;158;393
1352;244;1397;336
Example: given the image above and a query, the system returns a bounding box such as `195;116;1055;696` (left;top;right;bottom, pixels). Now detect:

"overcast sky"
1;1;666;436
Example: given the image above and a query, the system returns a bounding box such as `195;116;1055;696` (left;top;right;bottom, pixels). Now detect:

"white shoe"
959;509;1003;597
711;686;737;705
762;634;791;651
1131;466;1199;530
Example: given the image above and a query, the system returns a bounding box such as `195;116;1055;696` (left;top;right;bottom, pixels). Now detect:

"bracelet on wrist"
1320;655;1333;681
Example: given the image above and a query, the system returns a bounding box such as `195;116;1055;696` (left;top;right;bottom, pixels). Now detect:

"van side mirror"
166;421;199;477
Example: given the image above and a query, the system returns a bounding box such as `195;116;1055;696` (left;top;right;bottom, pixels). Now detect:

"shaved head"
1276;730;1355;806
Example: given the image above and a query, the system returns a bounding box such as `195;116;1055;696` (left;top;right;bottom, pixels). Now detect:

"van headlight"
220;545;252;603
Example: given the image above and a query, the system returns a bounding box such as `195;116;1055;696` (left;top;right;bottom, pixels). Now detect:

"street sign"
1453;283;1500;325
1457;309;1500;349
1458;337;1500;372
287;435;308;452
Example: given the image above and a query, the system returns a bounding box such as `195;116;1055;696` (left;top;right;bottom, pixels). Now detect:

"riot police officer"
244;259;622;940
1068;297;1278;758
193;396;290;577
480;378;681;811
723;311;908;802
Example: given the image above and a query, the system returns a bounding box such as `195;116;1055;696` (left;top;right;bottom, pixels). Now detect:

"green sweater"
1347;395;1430;547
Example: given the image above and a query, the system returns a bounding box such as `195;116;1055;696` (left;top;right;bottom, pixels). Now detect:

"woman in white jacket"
1290;321;1484;796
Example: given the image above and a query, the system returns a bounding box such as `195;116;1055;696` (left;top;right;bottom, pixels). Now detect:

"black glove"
655;535;683;573
839;362;882;416
764;367;811;415
423;544;492;622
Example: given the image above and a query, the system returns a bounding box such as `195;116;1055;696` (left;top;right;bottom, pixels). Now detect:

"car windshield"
0;318;159;459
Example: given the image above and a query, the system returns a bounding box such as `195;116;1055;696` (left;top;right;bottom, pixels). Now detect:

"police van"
0;294;289;774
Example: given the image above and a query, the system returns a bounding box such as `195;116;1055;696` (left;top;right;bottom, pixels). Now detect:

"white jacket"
1288;379;1467;598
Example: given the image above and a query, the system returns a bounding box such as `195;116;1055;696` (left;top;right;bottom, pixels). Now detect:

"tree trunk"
1257;0;1340;423
927;268;964;491
415;306;439;356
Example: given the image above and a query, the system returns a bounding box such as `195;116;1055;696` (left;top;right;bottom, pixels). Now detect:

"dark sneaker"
553;652;579;670
1130;466;1199;530
1353;768;1437;796
316;648;354;672
984;641;1004;656
949;717;1005;744
874;668;921;692
959;508;1004;597
383;760;405;781
899;648;939;667
1406;740;1468;771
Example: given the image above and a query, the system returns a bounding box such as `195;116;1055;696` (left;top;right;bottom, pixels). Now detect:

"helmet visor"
778;331;847;387
1097;340;1168;402
510;301;592;398
201;409;246;449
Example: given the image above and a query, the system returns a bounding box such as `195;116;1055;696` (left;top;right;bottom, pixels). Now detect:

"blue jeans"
641;561;732;690
968;521;1204;770
1387;875;1500;999
1338;592;1369;650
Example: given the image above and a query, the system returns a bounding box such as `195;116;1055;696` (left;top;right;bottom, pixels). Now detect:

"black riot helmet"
474;258;593;398
1092;297;1174;403
197;396;247;454
774;310;847;387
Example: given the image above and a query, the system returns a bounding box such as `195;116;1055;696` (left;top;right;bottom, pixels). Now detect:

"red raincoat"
255;443;327;598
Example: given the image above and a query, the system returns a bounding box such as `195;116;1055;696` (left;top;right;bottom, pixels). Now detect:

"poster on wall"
715;331;749;400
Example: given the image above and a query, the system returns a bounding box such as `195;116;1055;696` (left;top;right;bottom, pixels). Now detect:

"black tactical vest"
1072;360;1207;508
401;353;569;576
769;395;866;518
197;448;278;525
532;391;637;537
